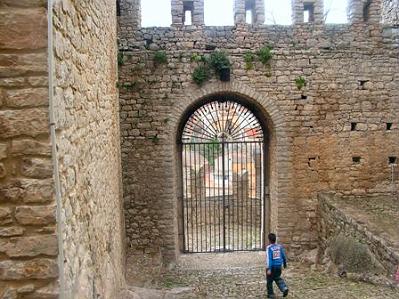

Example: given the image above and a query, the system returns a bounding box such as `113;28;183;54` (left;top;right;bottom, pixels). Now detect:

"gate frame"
176;92;272;253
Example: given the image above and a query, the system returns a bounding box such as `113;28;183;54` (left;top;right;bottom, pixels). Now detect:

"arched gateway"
179;97;268;253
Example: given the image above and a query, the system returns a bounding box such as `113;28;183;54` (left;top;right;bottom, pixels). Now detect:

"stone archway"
173;82;290;256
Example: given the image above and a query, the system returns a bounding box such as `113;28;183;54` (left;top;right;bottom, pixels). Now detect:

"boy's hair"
268;233;277;243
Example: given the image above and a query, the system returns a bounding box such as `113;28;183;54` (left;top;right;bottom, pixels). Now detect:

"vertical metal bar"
207;144;212;252
240;142;244;250
194;144;198;252
245;142;249;250
185;145;190;252
222;139;226;252
205;144;208;252
226;141;230;250
252;143;256;248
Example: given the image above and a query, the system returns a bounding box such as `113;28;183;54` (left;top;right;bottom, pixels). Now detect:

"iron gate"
181;100;265;253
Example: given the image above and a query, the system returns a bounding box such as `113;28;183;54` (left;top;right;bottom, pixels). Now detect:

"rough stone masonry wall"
53;1;125;298
318;192;399;278
119;1;399;261
383;0;399;25
0;1;59;298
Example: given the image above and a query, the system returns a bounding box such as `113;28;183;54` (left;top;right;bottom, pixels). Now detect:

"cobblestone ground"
126;252;399;298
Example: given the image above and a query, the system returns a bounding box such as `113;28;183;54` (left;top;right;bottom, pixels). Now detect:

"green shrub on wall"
192;65;210;86
295;76;307;90
244;52;255;70
257;46;273;65
153;51;168;66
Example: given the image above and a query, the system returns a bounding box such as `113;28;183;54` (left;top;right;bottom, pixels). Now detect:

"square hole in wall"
358;80;369;90
351;122;357;131
352;156;361;164
386;123;393;131
389;157;397;165
301;95;308;100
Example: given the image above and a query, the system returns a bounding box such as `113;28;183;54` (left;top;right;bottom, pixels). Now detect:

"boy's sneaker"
283;289;289;297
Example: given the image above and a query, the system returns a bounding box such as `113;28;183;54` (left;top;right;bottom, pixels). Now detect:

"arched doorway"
179;98;268;253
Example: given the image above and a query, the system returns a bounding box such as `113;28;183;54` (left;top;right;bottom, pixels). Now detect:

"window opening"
304;3;315;23
184;10;193;25
363;0;372;22
245;0;255;24
246;10;253;24
183;1;194;25
389;157;397;165
386;123;393;131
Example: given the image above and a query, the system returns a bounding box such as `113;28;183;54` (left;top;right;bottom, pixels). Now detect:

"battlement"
118;0;399;28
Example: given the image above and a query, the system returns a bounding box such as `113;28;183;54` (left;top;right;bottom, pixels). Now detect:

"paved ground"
126;252;399;298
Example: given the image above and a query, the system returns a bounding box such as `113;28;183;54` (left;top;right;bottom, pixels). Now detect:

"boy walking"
266;233;289;298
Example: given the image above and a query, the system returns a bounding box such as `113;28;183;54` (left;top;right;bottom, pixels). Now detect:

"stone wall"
0;1;59;298
53;0;125;298
119;0;399;261
383;0;399;25
318;192;399;278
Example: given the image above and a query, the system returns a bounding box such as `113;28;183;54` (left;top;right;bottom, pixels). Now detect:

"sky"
141;0;349;27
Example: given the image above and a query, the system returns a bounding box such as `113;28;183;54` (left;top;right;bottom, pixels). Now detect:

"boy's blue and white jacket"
266;244;287;269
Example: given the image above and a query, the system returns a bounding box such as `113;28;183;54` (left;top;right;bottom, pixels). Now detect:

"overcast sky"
141;0;348;27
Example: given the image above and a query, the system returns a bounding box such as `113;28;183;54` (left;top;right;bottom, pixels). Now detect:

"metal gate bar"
182;141;264;253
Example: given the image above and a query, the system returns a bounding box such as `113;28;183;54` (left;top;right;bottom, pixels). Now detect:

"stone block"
0;207;12;225
0;108;49;138
0;178;54;203
21;158;52;179
0;162;6;178
0;259;58;280
0;53;47;78
15;206;55;226
0;0;47;7
29;282;58;299
0;227;25;237
4;88;48;108
0;143;6;159
10;139;51;156
0;8;47;50
0;235;57;258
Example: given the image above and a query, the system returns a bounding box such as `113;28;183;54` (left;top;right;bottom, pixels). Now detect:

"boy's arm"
281;246;287;268
266;246;271;275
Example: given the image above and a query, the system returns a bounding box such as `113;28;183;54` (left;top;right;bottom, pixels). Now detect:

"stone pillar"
193;0;205;25
119;0;141;28
292;0;305;24
292;0;324;24
235;0;265;25
348;0;383;24
254;0;266;24
171;0;204;25
234;0;246;24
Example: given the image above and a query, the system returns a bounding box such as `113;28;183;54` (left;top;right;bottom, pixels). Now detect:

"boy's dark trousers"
266;266;288;298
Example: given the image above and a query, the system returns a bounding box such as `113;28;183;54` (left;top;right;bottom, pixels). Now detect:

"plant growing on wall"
192;65;210;86
153;50;168;66
209;51;231;75
244;52;255;70
295;76;307;90
118;51;125;66
257;46;273;65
